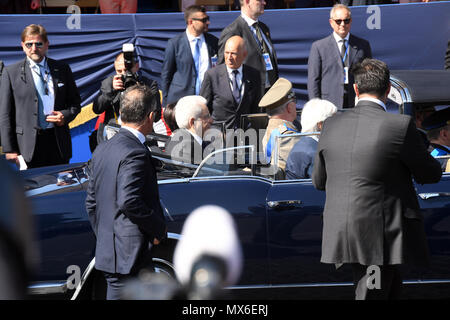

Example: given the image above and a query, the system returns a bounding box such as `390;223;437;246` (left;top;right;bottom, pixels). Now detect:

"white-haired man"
285;99;337;179
165;95;213;164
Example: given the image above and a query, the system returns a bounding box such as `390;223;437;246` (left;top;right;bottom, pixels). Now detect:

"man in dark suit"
0;24;81;169
161;5;218;105
218;0;279;96
92;51;160;149
285;98;337;180
308;4;372;109
165;95;213;164
85;84;167;300
200;35;261;130
312;58;442;300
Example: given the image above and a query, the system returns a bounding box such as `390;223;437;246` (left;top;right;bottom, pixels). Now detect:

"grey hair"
330;4;351;19
300;98;337;133
175;95;208;129
267;100;290;117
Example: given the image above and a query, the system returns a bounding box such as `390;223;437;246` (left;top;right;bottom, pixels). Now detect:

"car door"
414;171;450;284
158;157;272;287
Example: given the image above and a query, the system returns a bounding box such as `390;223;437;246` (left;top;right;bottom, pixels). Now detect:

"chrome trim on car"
225;279;450;290
167;232;181;241
70;257;96;300
28;281;68;295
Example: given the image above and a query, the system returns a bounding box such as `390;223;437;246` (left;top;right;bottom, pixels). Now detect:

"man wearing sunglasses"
161;5;218;105
308;4;372;109
0;24;81;169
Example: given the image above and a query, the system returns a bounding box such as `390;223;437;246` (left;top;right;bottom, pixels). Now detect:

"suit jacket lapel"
219;64;237;108
348;34;359;66
46;58;59;106
182;33;196;75
327;34;343;69
238;16;260;52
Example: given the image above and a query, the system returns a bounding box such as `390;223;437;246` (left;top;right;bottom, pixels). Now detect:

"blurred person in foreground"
86;84;167;300
312;58;442;300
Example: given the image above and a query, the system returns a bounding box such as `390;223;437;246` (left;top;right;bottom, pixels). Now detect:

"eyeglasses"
25;42;44;49
333;19;351;25
192;16;210;23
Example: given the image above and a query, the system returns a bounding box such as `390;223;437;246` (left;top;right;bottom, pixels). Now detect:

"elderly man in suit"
312;58;442;300
308;4;372;109
165;95;213;164
0;24;81;169
218;0;278;96
161;5;218;105
200;35;261;130
86;84;167;300
285;98;337;180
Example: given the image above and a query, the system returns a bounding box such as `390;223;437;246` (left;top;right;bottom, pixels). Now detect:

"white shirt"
121;125;146;145
333;32;350;57
357;97;387;111
226;65;244;97
186;30;209;85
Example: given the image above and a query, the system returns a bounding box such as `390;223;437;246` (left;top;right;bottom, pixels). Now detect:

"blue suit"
161;32;218;105
85;129;166;276
285;136;318;179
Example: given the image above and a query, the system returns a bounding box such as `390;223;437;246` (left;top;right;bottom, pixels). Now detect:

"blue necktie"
232;70;241;104
193;38;201;94
34;64;49;128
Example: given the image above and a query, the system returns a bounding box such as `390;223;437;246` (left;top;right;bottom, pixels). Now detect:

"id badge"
211;55;217;68
344;67;349;84
263;53;273;71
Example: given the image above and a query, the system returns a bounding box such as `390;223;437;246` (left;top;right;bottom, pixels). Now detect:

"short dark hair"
184;5;206;23
351;58;390;98
120;84;159;124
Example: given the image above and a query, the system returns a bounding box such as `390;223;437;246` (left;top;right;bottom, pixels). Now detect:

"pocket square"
57;82;65;87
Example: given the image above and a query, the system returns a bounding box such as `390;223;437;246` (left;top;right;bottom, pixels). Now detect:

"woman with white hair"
285;99;337;179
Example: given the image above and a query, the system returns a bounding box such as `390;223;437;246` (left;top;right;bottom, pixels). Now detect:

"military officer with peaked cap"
260;78;300;178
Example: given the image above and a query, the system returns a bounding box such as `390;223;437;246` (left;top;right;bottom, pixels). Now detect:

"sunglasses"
25;42;44;49
333;19;351;25
192;16;210;23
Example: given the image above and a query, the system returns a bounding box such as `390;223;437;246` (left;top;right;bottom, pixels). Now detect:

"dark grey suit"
312;100;442;298
218;15;278;96
0;57;81;163
308;34;372;108
161;32;218;105
200;63;261;129
86;128;166;277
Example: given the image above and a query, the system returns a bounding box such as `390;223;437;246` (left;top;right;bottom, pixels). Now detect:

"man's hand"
46;111;65;126
5;153;20;168
112;74;125;91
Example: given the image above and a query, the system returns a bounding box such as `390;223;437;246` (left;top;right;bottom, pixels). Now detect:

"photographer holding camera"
91;44;161;150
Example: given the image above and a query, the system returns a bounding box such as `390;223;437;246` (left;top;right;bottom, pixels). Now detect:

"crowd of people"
0;0;448;300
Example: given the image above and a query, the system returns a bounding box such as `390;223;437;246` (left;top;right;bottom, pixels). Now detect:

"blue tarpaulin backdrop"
0;2;449;163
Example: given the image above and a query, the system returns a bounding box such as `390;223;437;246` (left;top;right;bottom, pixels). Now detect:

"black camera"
121;43;139;89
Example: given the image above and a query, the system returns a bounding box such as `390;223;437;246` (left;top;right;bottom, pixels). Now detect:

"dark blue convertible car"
22;71;450;299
